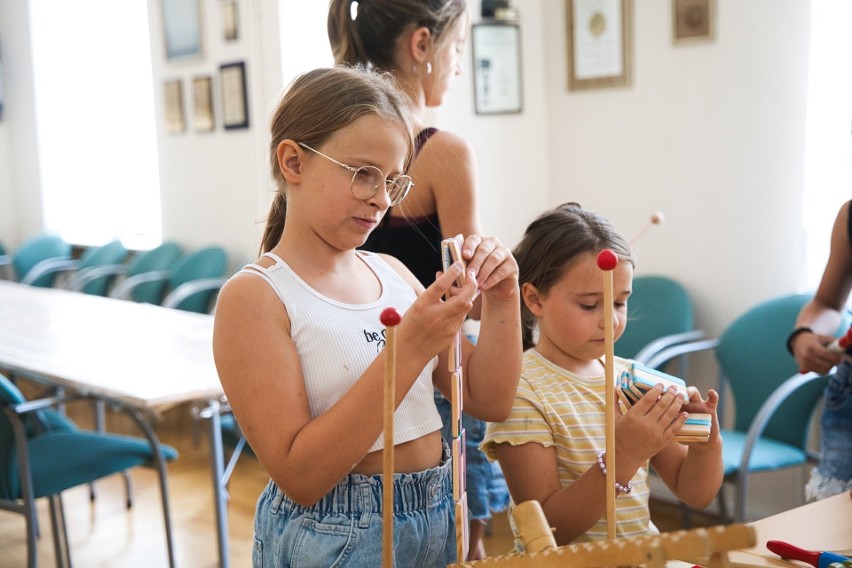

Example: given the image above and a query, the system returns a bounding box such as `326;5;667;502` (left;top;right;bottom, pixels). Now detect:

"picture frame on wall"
192;76;215;133
162;0;203;61
164;79;185;134
472;22;523;115
566;0;632;91
672;0;715;43
220;61;249;129
222;0;239;42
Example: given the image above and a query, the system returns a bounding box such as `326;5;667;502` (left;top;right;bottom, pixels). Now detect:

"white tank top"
241;251;441;452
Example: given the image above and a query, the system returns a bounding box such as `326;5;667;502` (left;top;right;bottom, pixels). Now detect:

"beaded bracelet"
596;450;632;495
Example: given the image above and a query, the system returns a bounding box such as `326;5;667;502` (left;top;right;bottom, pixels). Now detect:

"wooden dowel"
596;250;618;541
380;308;401;568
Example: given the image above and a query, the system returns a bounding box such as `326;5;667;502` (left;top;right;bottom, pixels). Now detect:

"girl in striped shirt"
482;203;722;545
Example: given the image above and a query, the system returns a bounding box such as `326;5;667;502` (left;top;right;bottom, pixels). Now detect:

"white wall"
1;0;814;333
0;0;821;521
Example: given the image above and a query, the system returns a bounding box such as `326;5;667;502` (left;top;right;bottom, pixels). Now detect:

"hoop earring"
425;62;432;75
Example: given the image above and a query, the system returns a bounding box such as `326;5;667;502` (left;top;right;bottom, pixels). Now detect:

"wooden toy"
596;248;619;540
451;502;757;568
442;237;470;561
380;307;401;568
630;211;665;245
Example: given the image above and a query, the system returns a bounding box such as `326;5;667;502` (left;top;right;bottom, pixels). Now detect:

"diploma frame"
471;22;523;115
162;0;203;61
163;79;185;134
220;61;249;129
192;76;215;133
222;0;239;42
672;0;715;44
566;0;632;91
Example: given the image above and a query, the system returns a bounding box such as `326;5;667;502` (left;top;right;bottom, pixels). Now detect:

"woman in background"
328;0;507;558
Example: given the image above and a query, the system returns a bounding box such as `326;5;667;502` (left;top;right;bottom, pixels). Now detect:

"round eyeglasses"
298;142;413;206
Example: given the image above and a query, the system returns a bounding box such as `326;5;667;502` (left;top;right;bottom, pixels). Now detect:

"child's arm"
494;385;688;545
438;234;523;422
213;262;471;506
650;387;723;509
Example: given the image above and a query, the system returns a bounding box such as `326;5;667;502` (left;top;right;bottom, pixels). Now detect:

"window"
30;0;161;250
803;2;852;290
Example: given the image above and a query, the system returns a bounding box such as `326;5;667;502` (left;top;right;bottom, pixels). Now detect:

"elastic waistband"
276;440;452;515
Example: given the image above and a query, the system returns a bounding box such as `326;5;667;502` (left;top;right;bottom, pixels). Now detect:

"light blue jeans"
252;442;456;567
806;360;852;500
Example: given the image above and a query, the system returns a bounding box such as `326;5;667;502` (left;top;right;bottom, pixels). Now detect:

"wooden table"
729;491;851;567
0;280;235;567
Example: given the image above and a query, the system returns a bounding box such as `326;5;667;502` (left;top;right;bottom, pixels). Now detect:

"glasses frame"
297;142;413;206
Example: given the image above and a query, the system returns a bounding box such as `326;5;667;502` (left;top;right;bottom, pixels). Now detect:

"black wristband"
786;326;813;355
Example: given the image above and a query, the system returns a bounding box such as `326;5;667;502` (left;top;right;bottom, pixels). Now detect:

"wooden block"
455;494;468;562
451;371;462;438
511;500;556;553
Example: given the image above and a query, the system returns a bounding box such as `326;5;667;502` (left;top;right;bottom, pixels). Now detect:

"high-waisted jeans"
252;441;455;567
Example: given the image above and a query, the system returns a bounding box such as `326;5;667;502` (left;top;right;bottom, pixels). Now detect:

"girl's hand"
614;384;686;471
456;234;519;300
682;387;722;449
792;332;842;375
398;261;474;363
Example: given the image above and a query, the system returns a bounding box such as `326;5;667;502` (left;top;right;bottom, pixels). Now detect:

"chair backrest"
77;240;129;296
126;242;184;304
167;246;229;313
12;235;71;287
617;275;695;359
716;293;848;448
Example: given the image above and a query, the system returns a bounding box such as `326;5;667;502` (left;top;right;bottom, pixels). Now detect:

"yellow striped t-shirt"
481;349;656;543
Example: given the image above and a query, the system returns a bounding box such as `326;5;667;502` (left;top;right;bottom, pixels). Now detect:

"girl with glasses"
328;1;509;558
212;66;521;566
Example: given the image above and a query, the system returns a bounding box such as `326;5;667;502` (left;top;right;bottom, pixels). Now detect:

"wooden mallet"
596;249;618;540
380;307;401;567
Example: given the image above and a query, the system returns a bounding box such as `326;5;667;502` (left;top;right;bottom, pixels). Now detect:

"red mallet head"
596;249;618;271
380;307;401;327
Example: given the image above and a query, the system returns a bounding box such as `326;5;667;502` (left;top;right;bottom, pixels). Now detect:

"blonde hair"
261;66;416;253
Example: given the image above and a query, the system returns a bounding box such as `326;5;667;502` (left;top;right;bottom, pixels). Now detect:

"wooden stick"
380;307;401;568
630;211;665;246
596;249;618;540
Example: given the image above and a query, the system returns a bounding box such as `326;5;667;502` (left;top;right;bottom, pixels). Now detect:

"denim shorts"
435;392;510;521
252;441;456;567
806;360;852;500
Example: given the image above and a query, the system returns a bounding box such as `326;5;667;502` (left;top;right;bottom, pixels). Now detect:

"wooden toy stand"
449;513;757;568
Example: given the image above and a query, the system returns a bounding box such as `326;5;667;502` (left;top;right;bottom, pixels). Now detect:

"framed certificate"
566;0;632;91
220;61;249;129
163;79;185;134
472;23;523;115
192;76;214;132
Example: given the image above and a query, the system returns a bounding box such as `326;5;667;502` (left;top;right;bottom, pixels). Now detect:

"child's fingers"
424;261;466;302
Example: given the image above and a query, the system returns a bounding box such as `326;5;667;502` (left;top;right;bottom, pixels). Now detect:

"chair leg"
678;502;693;529
48;494;71;568
23;498;38;568
123;470;134;508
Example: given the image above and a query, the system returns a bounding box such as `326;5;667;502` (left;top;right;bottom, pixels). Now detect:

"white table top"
0;280;222;411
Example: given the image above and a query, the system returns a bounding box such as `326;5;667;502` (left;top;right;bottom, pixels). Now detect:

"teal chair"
113;246;228;313
31;240;130;296
3;235;71;288
616;275;706;372
77;241;184;304
0;374;179;567
650;293;847;522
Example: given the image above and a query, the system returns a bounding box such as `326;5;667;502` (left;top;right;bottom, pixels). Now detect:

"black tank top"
360;128;443;288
